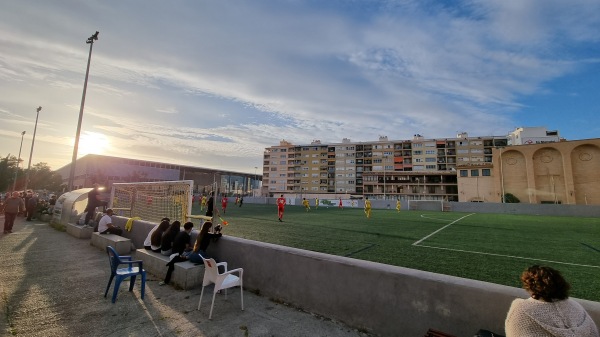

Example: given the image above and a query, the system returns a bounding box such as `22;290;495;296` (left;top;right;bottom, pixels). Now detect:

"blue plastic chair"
105;246;146;303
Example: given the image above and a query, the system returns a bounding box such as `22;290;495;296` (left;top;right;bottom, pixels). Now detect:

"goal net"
110;180;194;223
407;200;450;212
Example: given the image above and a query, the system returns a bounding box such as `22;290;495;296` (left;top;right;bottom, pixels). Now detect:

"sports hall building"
55;154;261;196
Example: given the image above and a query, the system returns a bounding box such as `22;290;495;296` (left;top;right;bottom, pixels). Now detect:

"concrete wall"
209;236;600;337
449;202;600;217
109;216;600;337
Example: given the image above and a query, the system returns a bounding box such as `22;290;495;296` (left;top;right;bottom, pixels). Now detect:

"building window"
482;169;491;176
471;169;479;176
460;170;468;177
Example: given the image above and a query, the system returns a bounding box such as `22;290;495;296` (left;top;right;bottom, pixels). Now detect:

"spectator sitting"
144;217;170;251
97;209;123;235
160;221;181;256
159;221;194;286
505;265;600;337
188;221;222;264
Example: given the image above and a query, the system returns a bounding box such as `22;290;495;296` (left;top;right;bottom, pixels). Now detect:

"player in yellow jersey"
364;197;372;218
302;198;310;212
200;195;207;211
396;199;401;213
314;197;319;209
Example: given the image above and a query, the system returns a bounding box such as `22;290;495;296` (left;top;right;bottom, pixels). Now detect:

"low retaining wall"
210;236;600;337
106;216;600;336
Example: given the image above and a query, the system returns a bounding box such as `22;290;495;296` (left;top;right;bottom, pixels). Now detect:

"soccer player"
221;195;228;214
396;199;401;212
364;197;372;219
302;198;310;212
338;198;343;209
200;194;207;211
276;194;286;222
314;197;319;210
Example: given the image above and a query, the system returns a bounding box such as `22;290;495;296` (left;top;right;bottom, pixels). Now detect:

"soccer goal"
110;180;194;223
407;200;450;212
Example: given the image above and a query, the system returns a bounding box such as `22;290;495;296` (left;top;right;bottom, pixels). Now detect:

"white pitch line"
419;214;452;222
412;213;475;246
415;244;600;269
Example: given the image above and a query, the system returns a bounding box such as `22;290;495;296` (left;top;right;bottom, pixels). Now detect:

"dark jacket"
172;231;191;255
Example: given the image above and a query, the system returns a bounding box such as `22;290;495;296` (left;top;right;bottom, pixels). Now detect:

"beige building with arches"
490;138;600;205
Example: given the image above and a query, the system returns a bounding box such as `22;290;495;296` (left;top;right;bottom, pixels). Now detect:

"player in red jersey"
276;194;286;222
221;196;228;214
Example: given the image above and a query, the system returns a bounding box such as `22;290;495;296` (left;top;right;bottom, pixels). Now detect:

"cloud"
0;0;598;172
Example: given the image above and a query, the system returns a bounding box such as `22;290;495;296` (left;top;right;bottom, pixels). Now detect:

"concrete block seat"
91;232;132;255
134;249;203;290
66;223;94;239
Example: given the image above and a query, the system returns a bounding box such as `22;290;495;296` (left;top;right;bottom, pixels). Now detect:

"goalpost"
110;180;194;223
407;200;450;212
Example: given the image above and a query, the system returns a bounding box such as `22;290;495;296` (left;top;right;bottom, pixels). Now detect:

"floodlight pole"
24;106;42;191
12;131;26;191
68;31;99;191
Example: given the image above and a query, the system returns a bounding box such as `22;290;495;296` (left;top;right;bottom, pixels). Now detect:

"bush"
503;193;520;203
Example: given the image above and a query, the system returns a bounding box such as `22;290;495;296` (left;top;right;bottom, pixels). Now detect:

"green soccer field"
190;202;600;301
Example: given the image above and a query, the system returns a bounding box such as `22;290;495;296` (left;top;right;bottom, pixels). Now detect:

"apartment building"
263;133;508;201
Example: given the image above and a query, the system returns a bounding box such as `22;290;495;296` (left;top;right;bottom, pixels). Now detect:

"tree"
0;154;25;191
27;162;66;193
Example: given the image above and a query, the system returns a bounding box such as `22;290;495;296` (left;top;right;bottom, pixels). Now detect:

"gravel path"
0;216;369;337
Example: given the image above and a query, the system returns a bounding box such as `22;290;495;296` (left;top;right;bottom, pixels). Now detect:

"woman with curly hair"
505;265;599;337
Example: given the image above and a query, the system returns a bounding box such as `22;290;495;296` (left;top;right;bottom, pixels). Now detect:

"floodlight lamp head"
86;31;99;44
37;106;42;112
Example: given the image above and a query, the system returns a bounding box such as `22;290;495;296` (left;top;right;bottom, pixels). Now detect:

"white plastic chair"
197;258;243;319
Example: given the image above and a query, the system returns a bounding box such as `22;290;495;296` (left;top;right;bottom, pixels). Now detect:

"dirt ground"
0;216;371;337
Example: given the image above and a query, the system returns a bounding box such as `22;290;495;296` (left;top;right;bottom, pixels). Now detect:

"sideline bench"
91;232;132;255
134;249;203;289
66;223;93;239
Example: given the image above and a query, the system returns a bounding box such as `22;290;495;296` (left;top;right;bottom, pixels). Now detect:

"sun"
77;131;110;155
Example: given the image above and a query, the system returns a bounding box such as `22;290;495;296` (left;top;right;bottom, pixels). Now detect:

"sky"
1;0;599;174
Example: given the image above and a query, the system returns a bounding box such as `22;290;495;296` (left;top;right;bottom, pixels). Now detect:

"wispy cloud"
0;0;598;171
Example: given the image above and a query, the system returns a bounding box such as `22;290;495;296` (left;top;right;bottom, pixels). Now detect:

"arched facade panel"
502;150;528;202
533;148;565;204
571;144;600;205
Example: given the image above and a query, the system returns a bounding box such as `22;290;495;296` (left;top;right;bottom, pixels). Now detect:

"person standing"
205;192;214;217
238;195;243;207
3;191;25;234
221;195;228;214
276;194;286;222
505;265;599;337
84;183;104;225
200;194;207;212
338;198;343;209
26;193;39;221
314;197;319;210
396;199;401;213
97;209;123;235
364;197;372;219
